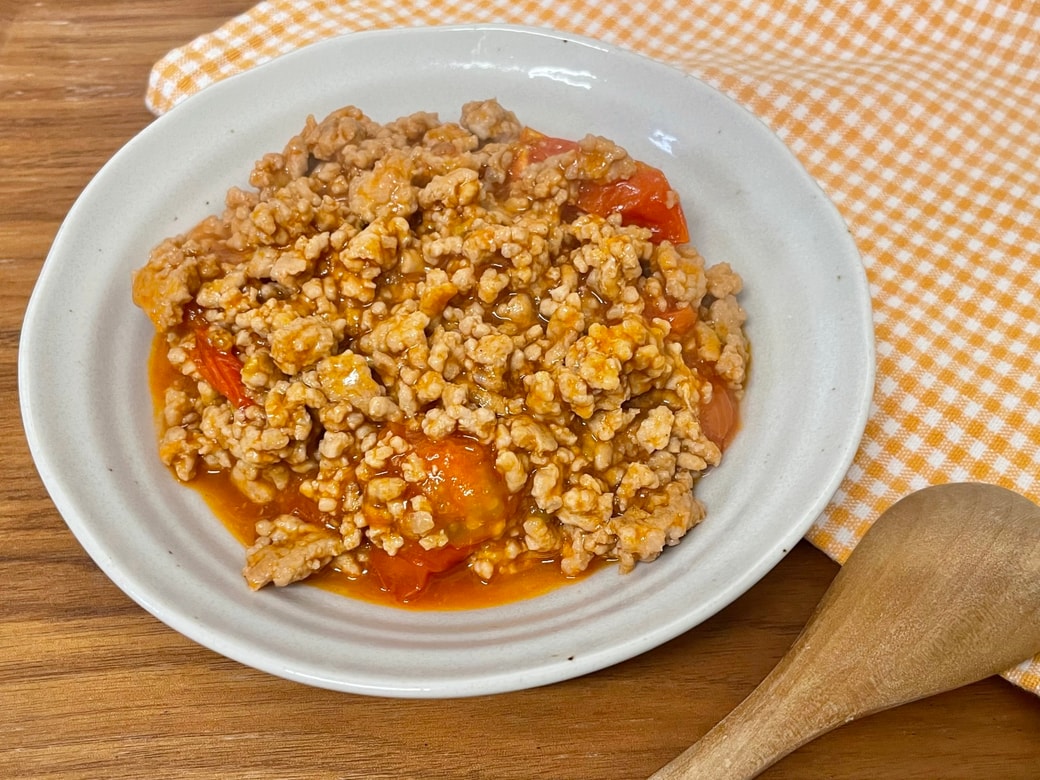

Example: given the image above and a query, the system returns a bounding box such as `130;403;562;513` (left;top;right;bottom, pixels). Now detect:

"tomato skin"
192;335;253;409
577;163;690;244
182;305;253;409
700;380;737;449
367;541;474;602
367;545;430;602
397;540;475;573
522;129;581;163
508;128;580;178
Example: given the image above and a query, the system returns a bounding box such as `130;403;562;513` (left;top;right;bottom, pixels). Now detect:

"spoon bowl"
651;482;1040;779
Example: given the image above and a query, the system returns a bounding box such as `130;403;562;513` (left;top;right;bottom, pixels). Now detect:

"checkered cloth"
146;1;1040;695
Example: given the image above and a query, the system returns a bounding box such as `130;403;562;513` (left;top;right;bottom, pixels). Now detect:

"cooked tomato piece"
365;434;510;602
700;380;737;449
367;541;474;602
367;545;431;602
511;129;689;243
521;128;581;163
397;540;475;573
577;163;690;244
189;325;253;409
508;128;580;178
411;434;510;547
656;304;698;336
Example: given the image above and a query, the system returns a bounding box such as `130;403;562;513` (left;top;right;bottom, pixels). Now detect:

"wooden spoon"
651;482;1040;779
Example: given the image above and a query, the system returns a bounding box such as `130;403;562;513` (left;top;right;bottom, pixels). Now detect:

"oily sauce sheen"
149;336;596;609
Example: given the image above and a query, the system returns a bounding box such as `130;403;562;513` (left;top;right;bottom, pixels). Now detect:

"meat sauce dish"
132;99;749;608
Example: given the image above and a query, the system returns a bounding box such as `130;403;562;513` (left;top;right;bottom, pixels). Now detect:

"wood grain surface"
2;3;1038;778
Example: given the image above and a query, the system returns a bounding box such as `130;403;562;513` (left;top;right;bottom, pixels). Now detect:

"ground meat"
243;515;345;589
132;99;749;596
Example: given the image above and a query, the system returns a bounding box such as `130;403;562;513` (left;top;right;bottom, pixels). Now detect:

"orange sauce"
185;465;592;610
148;335;595;610
313;551;594;611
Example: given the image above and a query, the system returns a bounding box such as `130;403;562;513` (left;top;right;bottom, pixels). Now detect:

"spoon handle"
648;639;850;779
650;588;886;780
651;483;1040;779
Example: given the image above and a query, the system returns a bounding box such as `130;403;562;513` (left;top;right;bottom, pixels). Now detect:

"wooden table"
2;3;1038;777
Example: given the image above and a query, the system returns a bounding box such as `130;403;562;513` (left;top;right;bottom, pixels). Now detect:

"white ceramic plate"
20;25;874;697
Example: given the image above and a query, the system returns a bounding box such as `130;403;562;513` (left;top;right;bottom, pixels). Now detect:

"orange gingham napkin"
146;1;1040;694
